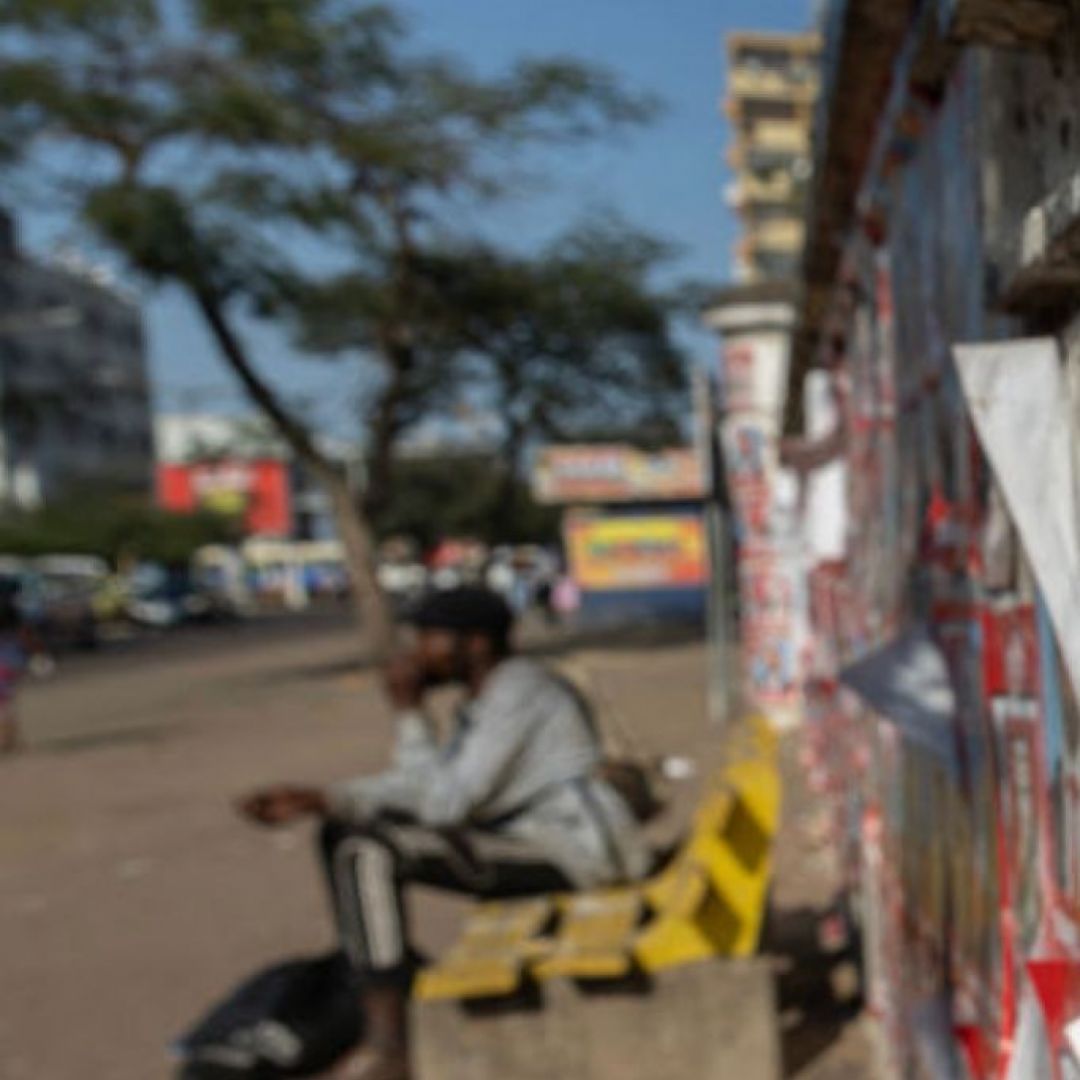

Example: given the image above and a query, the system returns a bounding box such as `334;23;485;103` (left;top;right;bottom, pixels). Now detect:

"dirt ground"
0;616;877;1079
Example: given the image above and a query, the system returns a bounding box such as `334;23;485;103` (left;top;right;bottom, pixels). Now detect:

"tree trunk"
362;402;399;525
192;287;396;660
362;339;412;524
498;418;526;541
363;191;420;525
323;468;396;659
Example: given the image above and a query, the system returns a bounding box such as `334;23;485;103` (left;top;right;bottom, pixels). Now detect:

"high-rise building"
0;209;153;508
724;31;821;283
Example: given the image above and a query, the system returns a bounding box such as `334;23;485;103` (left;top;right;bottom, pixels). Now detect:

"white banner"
954;338;1080;713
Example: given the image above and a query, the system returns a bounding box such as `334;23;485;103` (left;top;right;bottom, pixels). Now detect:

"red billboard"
157;459;293;538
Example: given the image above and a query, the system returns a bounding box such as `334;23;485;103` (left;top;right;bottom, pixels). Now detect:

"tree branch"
192;286;339;482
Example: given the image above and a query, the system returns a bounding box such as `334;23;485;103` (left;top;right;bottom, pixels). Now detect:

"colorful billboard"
157;459;293;538
534;446;707;505
565;514;707;592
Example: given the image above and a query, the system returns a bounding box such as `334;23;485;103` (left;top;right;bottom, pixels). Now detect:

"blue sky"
24;0;813;433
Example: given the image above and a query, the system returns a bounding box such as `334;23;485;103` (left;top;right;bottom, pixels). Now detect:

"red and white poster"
157;459;293;538
738;544;802;710
723;419;772;540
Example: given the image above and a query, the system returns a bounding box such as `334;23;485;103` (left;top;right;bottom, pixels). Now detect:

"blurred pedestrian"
553;574;581;620
535;576;556;624
239;586;649;1080
0;580;39;756
485;552;515;603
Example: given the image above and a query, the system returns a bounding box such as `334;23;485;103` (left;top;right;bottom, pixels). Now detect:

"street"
18;610;361;752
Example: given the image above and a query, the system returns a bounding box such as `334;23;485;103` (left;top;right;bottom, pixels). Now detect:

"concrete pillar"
704;286;805;731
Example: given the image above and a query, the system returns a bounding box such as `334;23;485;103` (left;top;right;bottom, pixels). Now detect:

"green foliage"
419;218;690;451
375;453;559;548
85;184;203;283
0;496;241;567
0;0;679;545
0;0;157;34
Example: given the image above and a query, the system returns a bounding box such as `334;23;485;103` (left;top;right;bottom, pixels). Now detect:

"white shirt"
327;658;650;887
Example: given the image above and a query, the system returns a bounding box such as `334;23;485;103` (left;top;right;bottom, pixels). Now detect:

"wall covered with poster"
790;15;1080;1076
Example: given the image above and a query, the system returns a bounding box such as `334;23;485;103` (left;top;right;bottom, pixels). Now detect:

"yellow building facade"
725;31;821;283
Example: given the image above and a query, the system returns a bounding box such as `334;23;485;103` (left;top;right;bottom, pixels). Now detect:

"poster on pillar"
722;419;773;541
738;545;803;719
720;335;790;427
718;321;805;727
721;340;757;414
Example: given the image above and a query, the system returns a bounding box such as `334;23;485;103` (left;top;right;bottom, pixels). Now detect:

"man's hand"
238;785;328;827
382;652;426;710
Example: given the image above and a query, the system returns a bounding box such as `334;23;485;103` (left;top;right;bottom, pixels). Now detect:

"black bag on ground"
172;952;363;1079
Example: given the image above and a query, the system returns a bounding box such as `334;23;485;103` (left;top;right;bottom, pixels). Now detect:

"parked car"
125;564;240;629
0;561;99;652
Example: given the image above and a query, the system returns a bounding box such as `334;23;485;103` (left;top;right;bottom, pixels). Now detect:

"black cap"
407;587;514;641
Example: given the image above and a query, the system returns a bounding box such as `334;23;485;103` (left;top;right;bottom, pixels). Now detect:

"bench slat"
532;890;645;981
414;899;555;1001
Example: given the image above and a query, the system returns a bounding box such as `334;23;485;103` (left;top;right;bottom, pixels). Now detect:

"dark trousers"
318;818;573;988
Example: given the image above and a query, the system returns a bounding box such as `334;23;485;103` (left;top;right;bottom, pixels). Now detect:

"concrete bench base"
414;959;780;1080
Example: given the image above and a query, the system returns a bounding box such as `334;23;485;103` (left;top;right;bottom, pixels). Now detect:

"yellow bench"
414;716;781;1002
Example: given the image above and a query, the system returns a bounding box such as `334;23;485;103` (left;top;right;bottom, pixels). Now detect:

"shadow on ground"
279;619;707;684
763;903;864;1078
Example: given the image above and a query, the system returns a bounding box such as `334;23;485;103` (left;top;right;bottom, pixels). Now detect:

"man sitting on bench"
240;587;650;1080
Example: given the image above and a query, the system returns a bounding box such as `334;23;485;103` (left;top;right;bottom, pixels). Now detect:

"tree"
0;0;655;657
419;221;690;532
0;496;241;567
375;453;560;549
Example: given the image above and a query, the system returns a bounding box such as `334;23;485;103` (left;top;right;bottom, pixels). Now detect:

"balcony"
735;121;811;171
754;119;810;151
728;67;819;103
728;31;822;54
728;174;800;209
745;218;806;254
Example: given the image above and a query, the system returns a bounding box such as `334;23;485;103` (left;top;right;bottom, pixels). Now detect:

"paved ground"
767;738;880;1080
0;615;877;1079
